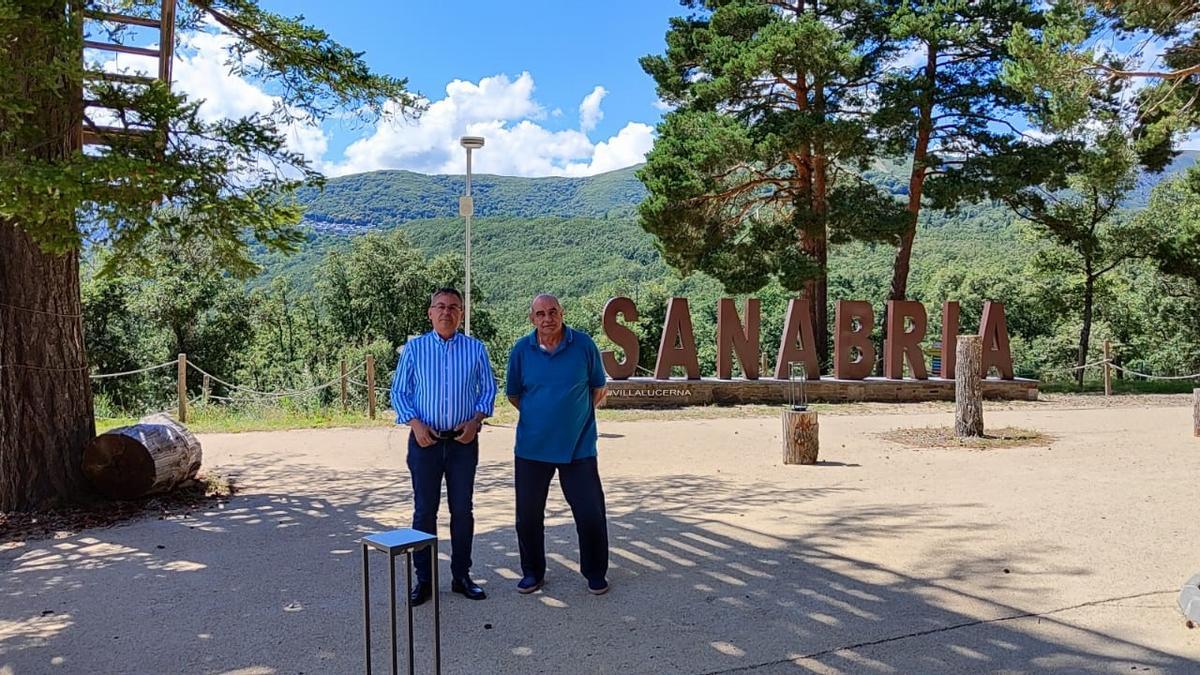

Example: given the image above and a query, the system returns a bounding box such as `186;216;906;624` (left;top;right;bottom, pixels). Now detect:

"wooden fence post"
366;354;376;420
340;359;348;412
201;374;211;406
1103;340;1112;396
955;336;983;438
177;353;188;423
1193;389;1199;438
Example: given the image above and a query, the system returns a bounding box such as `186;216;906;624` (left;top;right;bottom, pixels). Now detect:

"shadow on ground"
1;453;1189;674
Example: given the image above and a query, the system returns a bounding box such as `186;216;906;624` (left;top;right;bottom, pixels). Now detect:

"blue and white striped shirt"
391;330;497;430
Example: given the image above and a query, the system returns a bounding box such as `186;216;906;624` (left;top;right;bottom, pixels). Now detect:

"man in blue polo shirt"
506;294;610;596
391;287;497;606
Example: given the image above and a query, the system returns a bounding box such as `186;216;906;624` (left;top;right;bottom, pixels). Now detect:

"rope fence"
85;343;1200;423
349;378;392;400
1038;359;1200;381
1037;358;1111;378
1108;364;1200;381
1037;340;1200;397
186;361;366;398
90;360;177;380
89;353;389;423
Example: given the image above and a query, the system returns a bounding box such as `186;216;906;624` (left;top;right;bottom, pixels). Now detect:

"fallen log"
84;414;202;500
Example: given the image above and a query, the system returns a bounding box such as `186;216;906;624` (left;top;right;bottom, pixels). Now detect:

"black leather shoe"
409;582;432;607
451;576;486;600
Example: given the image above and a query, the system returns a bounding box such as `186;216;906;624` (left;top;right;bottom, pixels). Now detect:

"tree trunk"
888;42;937;305
1075;274;1095;389
0;3;93;511
802;236;829;369
955;335;984;438
782;409;819;465
881;44;936;376
0;225;94;512
791;23;828;369
83;414;201;500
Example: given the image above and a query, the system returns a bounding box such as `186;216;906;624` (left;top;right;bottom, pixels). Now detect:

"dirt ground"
3;395;1200;674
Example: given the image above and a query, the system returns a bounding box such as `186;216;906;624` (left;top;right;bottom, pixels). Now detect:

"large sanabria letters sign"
599;298;1014;381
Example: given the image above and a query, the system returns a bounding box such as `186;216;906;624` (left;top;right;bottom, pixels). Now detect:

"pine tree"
0;0;417;510
638;0;908;365
874;0;1043;303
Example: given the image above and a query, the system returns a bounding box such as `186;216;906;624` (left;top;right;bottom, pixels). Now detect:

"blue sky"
98;2;1188;177
244;0;686;176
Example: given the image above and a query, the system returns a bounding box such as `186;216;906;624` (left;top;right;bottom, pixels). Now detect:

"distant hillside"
254;214;668;315
265;150;1200;331
295;151;1198;235
296;165;646;232
1128;150;1199;207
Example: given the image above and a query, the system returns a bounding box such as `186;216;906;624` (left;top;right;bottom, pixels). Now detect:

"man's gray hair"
529;293;562;311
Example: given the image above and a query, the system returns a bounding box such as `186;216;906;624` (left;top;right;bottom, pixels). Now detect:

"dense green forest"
69;0;1200;418
14;0;1200;514
85;155;1200;414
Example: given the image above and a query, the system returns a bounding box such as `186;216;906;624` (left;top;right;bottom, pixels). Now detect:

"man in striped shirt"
391;287;498;606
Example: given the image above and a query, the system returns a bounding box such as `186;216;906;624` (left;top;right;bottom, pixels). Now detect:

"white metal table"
360;528;440;674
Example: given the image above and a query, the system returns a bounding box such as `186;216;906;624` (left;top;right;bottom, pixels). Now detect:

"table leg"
389;553;398;675
431;540;441;674
406;552;414;675
362;544;371;675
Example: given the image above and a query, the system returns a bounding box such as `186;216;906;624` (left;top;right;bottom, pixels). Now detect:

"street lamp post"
459;136;485;335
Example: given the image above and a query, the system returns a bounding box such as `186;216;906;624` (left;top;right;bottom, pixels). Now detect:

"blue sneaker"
587;578;610;595
516;576;544;594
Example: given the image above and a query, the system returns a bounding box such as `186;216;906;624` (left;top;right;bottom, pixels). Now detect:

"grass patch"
878;426;1051;450
98;405;395;434
96;416;140;433
1;472;235;543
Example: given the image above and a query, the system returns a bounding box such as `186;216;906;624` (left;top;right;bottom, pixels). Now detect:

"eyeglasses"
430;303;462;312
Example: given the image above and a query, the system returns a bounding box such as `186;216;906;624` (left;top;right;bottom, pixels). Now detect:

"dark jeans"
408;433;479;583
515;455;609;583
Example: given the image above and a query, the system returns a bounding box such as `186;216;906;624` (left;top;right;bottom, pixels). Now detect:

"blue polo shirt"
505;326;607;463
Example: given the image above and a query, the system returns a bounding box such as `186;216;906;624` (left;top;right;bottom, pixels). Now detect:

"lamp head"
460;136;485;150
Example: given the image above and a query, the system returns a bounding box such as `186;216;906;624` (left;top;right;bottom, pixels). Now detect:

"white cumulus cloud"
90;29;329;165
579;86;607;133
326;74;652;177
90;30;653;178
563;122;655;177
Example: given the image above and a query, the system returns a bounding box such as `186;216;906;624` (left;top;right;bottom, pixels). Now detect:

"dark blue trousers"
515;455;609;583
408;434;478;583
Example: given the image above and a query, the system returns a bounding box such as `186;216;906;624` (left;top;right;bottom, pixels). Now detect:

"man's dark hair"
430;287;463;305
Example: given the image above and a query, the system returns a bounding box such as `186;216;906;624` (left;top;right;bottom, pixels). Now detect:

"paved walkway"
3;404;1199;673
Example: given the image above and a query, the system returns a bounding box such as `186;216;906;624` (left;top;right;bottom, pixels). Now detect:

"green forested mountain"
250;152;1200;379
279;154;1193;312
295;165;646;230
296;151;1197;236
83;151;1200;419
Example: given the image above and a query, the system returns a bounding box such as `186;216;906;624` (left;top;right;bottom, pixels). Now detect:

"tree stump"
83;414;202;500
782;409;819;464
1194;389;1199;438
955;335;984;438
